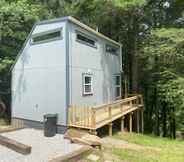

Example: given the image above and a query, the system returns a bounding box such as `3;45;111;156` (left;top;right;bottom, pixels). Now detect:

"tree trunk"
131;29;139;93
162;102;167;137
172;107;176;139
132;51;139;93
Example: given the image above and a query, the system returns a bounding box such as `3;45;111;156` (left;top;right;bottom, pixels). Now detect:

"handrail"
68;95;143;130
92;96;139;109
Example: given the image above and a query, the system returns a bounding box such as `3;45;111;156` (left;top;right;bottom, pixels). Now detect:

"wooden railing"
68;95;143;130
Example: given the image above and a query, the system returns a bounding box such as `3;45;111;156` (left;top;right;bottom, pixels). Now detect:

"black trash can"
43;114;57;137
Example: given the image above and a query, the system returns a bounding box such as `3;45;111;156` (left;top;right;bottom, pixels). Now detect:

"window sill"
82;93;93;96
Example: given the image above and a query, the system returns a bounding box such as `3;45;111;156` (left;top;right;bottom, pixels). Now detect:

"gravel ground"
0;128;83;162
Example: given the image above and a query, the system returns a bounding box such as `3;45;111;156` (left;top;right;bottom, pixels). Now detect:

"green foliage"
114;0;146;8
0;0;49;57
0;0;49;115
140;28;184;134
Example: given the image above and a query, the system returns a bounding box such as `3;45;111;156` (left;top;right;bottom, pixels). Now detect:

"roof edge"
37;16;122;46
10;16;122;72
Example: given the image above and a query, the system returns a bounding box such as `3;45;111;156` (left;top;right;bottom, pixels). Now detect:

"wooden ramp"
68;95;144;135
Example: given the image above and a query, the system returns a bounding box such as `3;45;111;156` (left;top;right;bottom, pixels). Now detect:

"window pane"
85;76;91;84
85;85;92;93
115;76;120;85
115;87;120;97
32;31;61;43
114;75;120;85
77;33;95;46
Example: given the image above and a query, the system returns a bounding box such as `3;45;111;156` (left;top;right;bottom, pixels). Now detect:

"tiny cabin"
11;16;124;132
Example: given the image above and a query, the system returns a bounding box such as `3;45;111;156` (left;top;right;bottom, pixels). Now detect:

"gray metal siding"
12;21;67;125
12;19;122;127
69;23;122;107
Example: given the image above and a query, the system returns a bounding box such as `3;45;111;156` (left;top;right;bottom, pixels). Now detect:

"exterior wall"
68;23;122;107
12;21;67;126
12;117;67;134
12;18;122;129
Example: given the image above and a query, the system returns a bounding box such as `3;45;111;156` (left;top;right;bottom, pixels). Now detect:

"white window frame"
113;74;121;99
30;27;63;45
82;73;93;96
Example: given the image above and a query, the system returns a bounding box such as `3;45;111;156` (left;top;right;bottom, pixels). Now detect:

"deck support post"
137;110;140;133
90;130;97;136
129;112;133;133
141;108;144;133
121;116;125;132
109;123;113;136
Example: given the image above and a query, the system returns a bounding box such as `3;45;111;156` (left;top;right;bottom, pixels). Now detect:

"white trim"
82;73;93;95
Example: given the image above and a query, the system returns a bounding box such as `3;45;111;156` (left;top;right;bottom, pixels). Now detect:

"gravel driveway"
0;128;83;162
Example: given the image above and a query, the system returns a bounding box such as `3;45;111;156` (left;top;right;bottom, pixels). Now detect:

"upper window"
114;75;121;99
31;28;62;44
82;74;93;95
106;44;118;55
76;31;97;48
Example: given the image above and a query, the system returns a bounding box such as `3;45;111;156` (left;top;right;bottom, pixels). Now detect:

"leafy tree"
140;28;184;137
0;0;49;117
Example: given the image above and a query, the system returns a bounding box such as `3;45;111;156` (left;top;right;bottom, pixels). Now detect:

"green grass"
112;132;184;162
113;148;159;162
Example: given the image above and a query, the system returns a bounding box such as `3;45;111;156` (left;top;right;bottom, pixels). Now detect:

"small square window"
82;74;93;95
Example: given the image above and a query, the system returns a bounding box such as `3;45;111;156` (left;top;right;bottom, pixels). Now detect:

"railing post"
130;100;133;108
135;96;137;106
108;106;112;120
140;96;144;105
91;108;96;129
129;112;133;133
137;110;140;133
121;116;125;132
121;103;123;112
141;108;144;133
109;123;113;136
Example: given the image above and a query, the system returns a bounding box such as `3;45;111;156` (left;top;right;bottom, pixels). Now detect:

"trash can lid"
44;114;57;118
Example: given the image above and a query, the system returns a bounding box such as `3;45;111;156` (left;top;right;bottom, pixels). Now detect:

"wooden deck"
68;95;144;133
